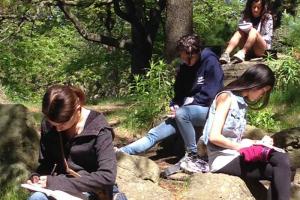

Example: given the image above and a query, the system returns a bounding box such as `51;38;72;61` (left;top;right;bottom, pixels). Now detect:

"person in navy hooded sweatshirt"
118;34;224;173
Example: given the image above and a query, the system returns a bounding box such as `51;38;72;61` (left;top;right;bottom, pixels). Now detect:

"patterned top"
202;91;248;172
239;13;273;49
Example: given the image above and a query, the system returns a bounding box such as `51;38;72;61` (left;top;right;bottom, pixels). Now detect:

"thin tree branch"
0;15;19;20
57;1;132;49
0;20;26;43
146;0;166;41
59;0;112;7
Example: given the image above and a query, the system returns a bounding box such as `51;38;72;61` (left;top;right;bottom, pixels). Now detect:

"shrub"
267;51;300;90
281;11;300;49
193;0;242;46
247;108;280;132
0;24;130;102
125;60;174;131
272;9;300;52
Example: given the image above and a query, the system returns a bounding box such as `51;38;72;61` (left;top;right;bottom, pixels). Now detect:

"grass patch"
0;184;29;200
248;86;300;132
269;87;300;129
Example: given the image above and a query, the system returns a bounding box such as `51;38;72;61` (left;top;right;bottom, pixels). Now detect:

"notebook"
21;183;83;200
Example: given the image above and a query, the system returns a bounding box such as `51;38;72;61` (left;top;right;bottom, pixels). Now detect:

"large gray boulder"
272;127;300;168
116;152;174;200
244;125;269;139
181;173;267;200
0;104;39;188
291;169;300;200
222;60;263;86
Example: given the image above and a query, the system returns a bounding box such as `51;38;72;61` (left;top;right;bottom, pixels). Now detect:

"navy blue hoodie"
171;48;224;107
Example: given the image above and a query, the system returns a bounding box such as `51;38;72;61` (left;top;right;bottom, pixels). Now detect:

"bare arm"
208;93;254;150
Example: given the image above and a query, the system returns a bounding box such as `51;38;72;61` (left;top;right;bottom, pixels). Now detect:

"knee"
249;27;258;34
279;153;290;167
28;192;48;200
147;128;160;142
175;107;188;120
271;152;290;168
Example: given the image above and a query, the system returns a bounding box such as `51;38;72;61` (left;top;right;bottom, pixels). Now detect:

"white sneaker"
233;50;245;63
219;52;231;64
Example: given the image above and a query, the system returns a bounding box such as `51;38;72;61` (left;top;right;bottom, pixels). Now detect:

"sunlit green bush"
0;24;130;102
193;0;243;46
267;51;300;90
280;11;300;50
125;60;174;131
247;108;281;132
272;8;300;52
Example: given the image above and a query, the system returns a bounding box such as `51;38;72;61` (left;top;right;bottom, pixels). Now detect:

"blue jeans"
28;192;48;200
28;192;97;200
120;105;208;154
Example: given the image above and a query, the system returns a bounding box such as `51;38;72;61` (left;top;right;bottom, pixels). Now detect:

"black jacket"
35;110;116;199
171;48;224;107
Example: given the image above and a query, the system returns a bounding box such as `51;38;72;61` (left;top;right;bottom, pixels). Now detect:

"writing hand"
26;176;47;188
260;135;274;146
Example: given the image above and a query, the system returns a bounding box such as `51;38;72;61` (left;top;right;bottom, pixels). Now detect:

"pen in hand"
50;163;57;176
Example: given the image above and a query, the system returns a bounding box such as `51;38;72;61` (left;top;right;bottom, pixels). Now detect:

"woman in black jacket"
26;85;117;200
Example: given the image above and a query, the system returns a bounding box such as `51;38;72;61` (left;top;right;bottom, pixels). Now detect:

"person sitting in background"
220;0;273;64
118;34;224;173
26;85;117;200
202;64;293;200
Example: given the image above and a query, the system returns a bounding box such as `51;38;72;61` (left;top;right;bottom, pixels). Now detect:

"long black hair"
224;64;275;109
242;0;271;28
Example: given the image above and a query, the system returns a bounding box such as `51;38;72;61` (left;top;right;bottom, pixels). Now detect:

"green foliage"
267;86;300;129
271;85;300;106
125;60;174;130
247;108;280;132
252;47;300;131
272;10;300;52
0;21;131;102
193;0;243;46
267;51;300;90
0;184;28;200
254;46;300;131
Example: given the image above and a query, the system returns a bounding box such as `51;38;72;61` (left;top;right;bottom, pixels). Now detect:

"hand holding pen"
26;176;47;188
26;163;57;188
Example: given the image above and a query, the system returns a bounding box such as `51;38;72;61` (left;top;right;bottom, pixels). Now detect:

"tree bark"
165;0;193;63
130;27;153;74
113;0;165;74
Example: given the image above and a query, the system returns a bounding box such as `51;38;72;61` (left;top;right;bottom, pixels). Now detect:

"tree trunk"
165;0;193;63
130;26;153;74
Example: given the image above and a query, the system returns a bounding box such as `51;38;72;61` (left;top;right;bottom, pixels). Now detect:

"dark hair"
176;34;202;55
243;0;270;28
42;85;85;123
224;64;275;109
